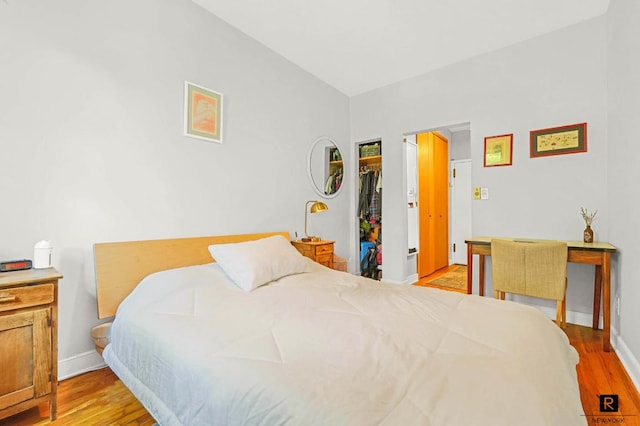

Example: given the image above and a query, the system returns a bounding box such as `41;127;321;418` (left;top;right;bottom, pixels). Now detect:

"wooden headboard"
93;231;290;319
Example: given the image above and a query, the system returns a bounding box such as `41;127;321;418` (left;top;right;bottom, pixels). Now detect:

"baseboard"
58;349;107;381
380;275;415;286
532;304;601;328
567;310;602;329
405;273;419;285
611;326;640;394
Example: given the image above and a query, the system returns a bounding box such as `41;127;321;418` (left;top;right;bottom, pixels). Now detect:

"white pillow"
208;235;308;291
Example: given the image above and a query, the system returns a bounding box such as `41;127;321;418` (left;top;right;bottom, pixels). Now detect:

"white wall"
350;17;608;312
0;0;350;374
450;130;471;160
607;0;640;388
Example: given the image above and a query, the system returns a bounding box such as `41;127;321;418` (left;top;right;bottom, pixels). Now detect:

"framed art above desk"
465;237;617;352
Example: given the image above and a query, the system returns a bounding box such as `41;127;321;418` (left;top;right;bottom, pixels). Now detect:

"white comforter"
104;261;585;426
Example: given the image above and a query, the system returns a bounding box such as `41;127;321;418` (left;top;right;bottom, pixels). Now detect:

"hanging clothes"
334;169;343;192
358;170;375;218
375;170;382;217
358;168;382;233
369;171;380;222
324;168;343;195
324;174;335;195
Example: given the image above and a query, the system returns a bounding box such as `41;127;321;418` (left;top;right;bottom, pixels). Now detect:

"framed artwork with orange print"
184;81;223;143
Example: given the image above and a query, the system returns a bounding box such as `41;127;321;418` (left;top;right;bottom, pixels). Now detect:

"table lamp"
303;200;328;242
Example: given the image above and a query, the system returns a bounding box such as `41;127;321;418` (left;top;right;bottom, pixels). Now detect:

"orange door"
432;133;449;270
417;132;434;277
417;132;449;278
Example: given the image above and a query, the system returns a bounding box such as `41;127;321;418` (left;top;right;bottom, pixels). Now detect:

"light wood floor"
2;323;639;425
0;367;155;426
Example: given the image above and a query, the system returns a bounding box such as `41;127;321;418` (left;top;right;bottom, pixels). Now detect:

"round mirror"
307;136;344;198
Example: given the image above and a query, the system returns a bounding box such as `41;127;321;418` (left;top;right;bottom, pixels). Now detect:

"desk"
465;237;617;352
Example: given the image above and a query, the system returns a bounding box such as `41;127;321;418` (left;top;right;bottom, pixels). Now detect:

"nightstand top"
292;240;334;246
0;267;63;287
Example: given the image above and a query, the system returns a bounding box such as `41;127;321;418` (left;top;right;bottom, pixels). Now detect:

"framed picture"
484;133;513;167
530;122;586;158
184;81;223;143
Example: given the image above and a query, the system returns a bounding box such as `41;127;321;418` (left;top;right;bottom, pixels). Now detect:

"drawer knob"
0;294;17;303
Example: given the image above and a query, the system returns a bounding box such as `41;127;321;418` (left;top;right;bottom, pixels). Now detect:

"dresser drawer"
0;283;54;313
294;244;313;257
315;244;334;255
315;254;333;265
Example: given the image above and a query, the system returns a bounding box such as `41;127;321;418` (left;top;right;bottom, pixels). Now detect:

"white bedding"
104;260;586;425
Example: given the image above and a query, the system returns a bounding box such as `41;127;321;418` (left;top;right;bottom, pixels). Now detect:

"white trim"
611;326;640;394
405;273;419;285
58;349;107;381
533;303;600;328
380;277;413;286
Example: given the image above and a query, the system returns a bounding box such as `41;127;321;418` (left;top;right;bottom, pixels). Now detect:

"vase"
583;225;594;243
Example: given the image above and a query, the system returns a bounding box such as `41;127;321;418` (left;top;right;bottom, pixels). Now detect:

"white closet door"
451;160;472;264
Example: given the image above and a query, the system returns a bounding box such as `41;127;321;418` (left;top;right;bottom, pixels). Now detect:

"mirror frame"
306;136;344;199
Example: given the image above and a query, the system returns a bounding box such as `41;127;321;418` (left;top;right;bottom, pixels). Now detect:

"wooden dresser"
0;268;62;421
291;240;334;269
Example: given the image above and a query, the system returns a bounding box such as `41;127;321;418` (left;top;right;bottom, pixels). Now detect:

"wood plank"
0;367;154;426
0;284;54;314
32;308;51;398
570;324;640;425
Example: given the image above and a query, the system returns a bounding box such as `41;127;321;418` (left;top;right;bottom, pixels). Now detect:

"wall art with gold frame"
484;133;513;167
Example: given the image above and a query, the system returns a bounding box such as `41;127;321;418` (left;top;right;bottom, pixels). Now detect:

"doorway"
356;140;382;279
406;123;472;282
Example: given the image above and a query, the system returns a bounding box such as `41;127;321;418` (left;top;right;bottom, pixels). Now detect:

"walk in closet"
357;140;382;279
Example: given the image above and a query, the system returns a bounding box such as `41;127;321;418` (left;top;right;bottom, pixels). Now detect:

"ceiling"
192;0;609;97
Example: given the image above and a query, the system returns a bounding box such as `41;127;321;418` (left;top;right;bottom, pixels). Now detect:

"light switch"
481;187;489;200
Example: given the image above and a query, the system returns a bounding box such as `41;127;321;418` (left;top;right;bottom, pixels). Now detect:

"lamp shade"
309;201;328;213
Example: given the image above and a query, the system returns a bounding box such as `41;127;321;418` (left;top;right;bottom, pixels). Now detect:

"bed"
94;232;586;425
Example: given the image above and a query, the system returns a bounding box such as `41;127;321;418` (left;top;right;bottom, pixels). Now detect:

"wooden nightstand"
292;240;334;269
0;267;62;421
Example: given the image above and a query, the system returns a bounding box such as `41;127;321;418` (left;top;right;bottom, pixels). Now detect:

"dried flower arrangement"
580;207;598;227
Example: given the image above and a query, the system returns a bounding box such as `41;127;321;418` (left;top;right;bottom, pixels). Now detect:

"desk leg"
602;253;611;352
466;244;473;294
479;255;485;297
593;265;602;330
